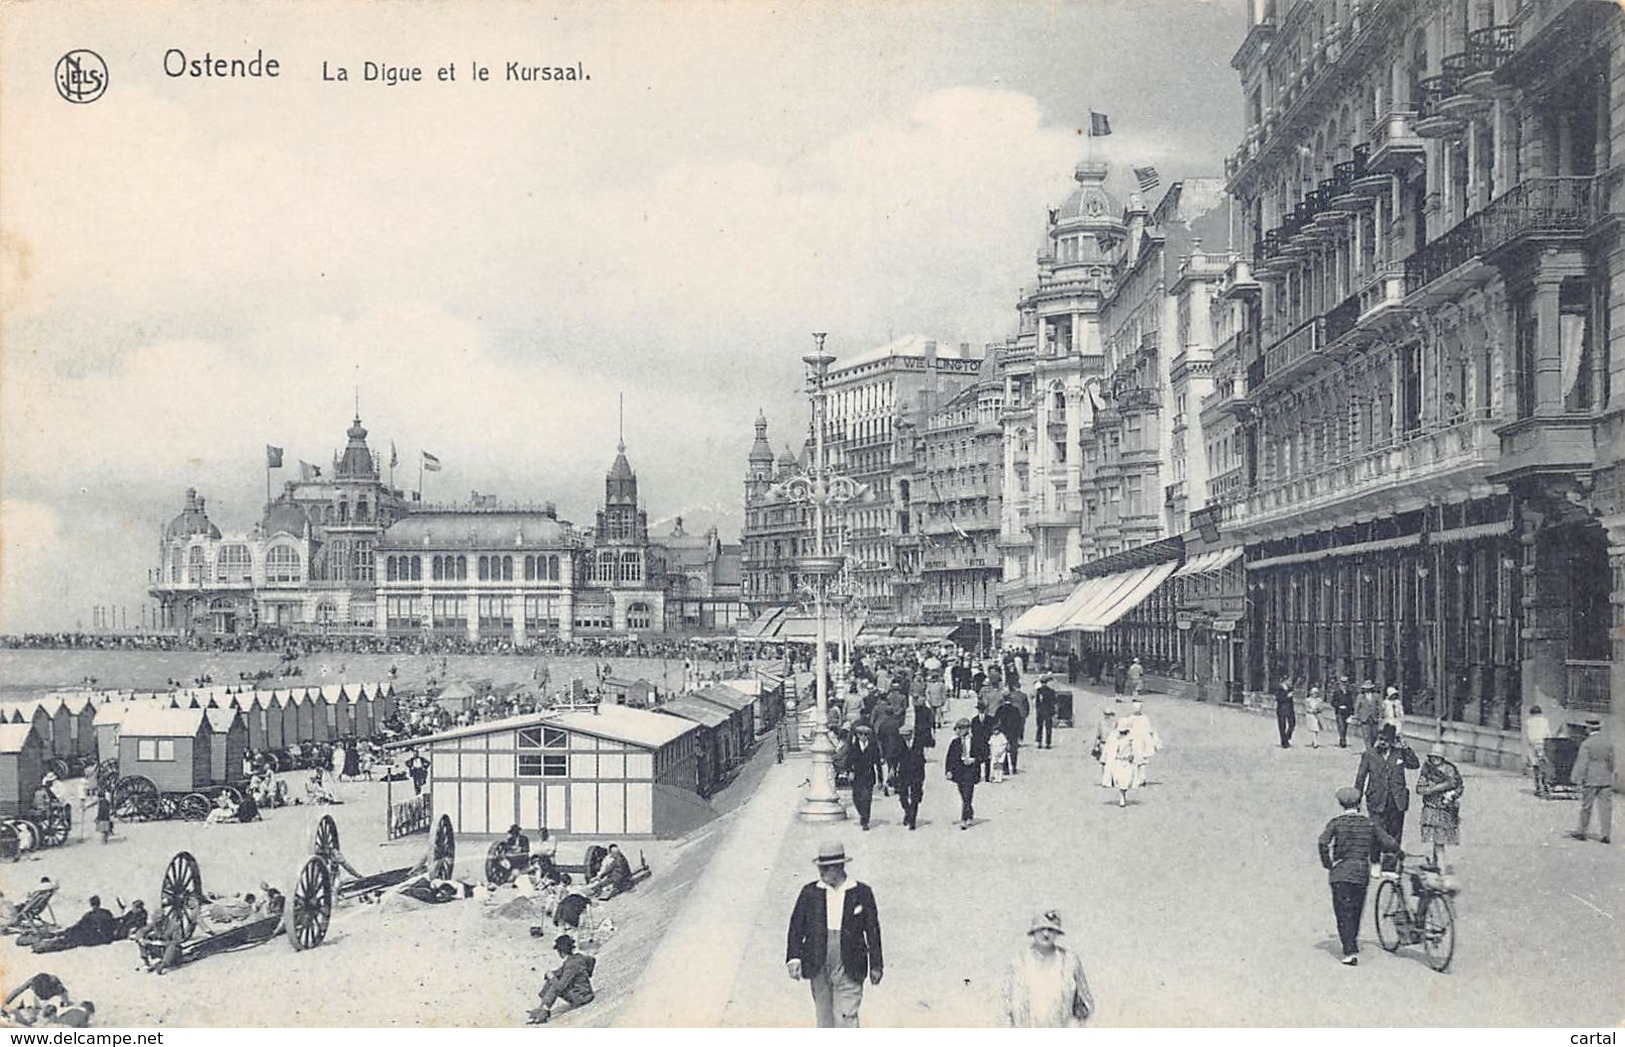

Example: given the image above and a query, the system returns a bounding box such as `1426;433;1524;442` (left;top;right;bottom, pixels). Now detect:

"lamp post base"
797;731;848;823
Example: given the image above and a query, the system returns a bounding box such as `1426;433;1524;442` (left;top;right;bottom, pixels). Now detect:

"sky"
0;0;1245;633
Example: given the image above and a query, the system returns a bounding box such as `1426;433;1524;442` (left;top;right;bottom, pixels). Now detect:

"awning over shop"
735;607;788;640
1173;547;1244;577
1246;533;1421;570
1045;567;1154;634
1007;601;1068;638
1051;561;1180;633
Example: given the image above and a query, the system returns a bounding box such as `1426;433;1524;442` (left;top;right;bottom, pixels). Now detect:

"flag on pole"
390;441;399;469
1089;111;1112;137
951;518;969;541
422;451;443;472
1133;165;1160;193
298;460;322;482
265;445;284;469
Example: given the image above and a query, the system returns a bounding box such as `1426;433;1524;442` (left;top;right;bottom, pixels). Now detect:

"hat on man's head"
1028;909;1065;935
1530;705;1543;715
1379;724;1398;742
1585;716;1604;729
1427;744;1445;758
813;840;849;867
554;934;576;952
1335;787;1362;809
955;717;971;730
1385;686;1399;696
854;723;873;734
1361;680;1376;689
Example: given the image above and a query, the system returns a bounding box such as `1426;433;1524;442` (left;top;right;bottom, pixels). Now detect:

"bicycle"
1373;854;1458;972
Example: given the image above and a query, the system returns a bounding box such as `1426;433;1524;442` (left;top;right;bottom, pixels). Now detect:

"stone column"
1519;509;1569;718
1532;273;1566;415
1607;517;1625;727
466;589;479;642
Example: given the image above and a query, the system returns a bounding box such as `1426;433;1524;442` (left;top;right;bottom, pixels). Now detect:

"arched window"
627;602;652;630
525;556;536;581
387;556;398;582
621;551;641;582
456;556;467;580
266;545;301;583
218;544;252;582
169;547;183;583
356;499;369;521
338;501;350;523
502;556;513;581
548;555;559;581
410;555;422;581
188;545;210;584
478;556;490;581
432;556;443;581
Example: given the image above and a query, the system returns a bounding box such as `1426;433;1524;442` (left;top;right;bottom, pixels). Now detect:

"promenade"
625;684;1623;1027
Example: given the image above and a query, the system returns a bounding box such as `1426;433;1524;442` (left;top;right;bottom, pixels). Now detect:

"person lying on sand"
1;973;69;1026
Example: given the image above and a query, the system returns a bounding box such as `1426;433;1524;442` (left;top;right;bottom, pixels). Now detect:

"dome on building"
775;446;797;478
607;442;636;483
1057;160;1121;224
165;488;222;540
262;496;311;537
748;410;774;465
334;415;377;479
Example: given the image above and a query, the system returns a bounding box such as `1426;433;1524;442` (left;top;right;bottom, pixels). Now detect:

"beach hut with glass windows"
203;708;249;786
117;707;213;792
405;704;708;839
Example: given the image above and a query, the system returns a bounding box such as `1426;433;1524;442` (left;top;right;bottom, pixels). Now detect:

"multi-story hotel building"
903;353;1005;645
1219;0;1621;757
822;336;984;620
740;412;814;613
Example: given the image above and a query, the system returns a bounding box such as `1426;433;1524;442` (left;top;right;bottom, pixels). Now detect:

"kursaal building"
149;414;744;639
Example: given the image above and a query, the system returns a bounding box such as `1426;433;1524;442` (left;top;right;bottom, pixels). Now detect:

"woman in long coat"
1416;744;1464;862
1002;910;1094;1027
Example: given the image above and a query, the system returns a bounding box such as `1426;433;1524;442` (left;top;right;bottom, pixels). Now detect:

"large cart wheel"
178;793;214;821
97;759;120;787
0;821;17;862
1420;895;1456;972
288;855;333;951
162;852;204;942
311;814;341;875
217;786;244;806
47;758;72;782
1373;879;1404;952
40;806;70;847
113;775;160;821
430;815;456;881
484;841;515;886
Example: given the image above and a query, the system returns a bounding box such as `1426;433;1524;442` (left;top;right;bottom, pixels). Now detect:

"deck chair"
2;885;59;937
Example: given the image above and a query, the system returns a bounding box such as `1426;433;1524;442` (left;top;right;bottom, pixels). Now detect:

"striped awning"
1246;533;1422;571
1173;547;1244;578
1050;560;1181;633
1006;601;1069;638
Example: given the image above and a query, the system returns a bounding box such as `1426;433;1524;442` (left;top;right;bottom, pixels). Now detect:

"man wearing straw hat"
785;841;884;1027
1571;716;1615;844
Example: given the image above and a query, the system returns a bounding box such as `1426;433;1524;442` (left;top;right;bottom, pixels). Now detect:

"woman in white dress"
1002;910;1094;1027
1099;721;1140;806
1302;687;1325;748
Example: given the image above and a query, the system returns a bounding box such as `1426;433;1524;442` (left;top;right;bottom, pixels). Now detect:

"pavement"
623;683;1624;1027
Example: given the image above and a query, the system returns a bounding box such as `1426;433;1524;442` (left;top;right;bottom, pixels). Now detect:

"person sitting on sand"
526;934;596;1025
584;844;633;901
205;792;238;824
139;900;197;975
256;887;286;920
205;892;257;925
113;900;148;940
46;1000;93;1028
305;770;339;805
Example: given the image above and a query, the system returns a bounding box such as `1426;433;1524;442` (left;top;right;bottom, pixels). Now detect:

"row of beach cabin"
0;683;398;816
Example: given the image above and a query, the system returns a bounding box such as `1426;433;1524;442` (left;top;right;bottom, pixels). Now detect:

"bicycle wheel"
1421;894;1456;972
1373;880;1405;952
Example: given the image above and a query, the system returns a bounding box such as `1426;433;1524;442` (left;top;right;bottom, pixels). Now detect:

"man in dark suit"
1328;676;1355;748
945;718;981;829
844;724;884;831
785;841;883;1027
1034;676;1057;749
996;693;1025;774
970;702;996;782
1354;723;1420;857
894;723;927;830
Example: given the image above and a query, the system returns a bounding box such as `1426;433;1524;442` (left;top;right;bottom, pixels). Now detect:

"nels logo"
55;49;108;104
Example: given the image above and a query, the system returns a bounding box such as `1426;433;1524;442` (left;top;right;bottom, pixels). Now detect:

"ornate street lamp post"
774;333;865;822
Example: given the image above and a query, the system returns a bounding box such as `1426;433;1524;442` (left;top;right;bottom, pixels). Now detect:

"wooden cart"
311;813;456;902
146;849;333;966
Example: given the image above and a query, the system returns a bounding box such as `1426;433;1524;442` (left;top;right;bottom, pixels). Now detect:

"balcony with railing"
1234;410;1501;531
1463;25;1517;94
1405;175;1605;298
1367;108;1424;173
1256;316;1324;392
1415;64;1466;137
1164;480;1186;508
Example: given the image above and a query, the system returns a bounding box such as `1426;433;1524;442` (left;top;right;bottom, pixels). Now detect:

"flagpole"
419;455;425;503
